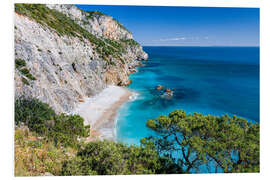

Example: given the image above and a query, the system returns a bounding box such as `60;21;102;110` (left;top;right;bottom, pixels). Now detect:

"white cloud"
155;36;210;42
158;37;187;41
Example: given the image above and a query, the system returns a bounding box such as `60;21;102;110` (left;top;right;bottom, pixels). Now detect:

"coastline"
73;85;133;141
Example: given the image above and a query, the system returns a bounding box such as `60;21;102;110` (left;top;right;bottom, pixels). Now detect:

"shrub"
14;128;72;176
25;72;36;80
61;140;164;175
82;20;89;25
119;58;125;64
21;77;29;85
15;97;90;148
15;96;56;134
19;68;30;75
49;114;90;148
17;65;36;81
120;39;140;47
61;140;182;175
15;59;26;68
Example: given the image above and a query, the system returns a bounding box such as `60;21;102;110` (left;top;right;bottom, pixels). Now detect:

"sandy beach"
73;85;133;141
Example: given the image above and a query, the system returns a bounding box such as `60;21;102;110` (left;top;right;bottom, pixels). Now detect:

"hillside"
14;4;148;113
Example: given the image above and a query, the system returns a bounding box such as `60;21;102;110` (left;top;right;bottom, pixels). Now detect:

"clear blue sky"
76;5;259;47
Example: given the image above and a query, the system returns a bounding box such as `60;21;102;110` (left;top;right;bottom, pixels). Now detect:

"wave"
114;89;140;140
129;91;139;101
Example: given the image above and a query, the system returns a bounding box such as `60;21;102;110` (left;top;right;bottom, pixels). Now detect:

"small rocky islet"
155;84;174;98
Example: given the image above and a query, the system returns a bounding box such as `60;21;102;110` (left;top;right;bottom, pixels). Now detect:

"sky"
76;5;259;47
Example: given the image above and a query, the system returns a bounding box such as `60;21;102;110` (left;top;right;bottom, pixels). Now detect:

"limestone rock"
165;88;172;93
14;4;148;113
156;85;164;90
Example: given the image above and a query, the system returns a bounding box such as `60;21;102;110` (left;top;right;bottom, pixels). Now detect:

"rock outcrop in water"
155;85;174;98
156;85;164;91
14;4;148;113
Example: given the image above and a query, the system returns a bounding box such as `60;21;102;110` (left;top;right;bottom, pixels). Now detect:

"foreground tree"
61;140;182;175
144;110;259;173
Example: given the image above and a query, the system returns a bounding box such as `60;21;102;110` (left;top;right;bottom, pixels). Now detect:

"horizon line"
141;45;260;47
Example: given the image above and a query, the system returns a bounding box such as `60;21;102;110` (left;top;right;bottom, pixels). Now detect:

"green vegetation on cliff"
83;10;130;33
85;11;106;19
113;18;131;33
18;68;36;80
120;39;140;47
15;4;138;64
15;59;26;68
15;58;36;83
15;97;90;148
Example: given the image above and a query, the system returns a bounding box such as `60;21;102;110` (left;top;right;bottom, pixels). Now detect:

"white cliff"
14;4;148;113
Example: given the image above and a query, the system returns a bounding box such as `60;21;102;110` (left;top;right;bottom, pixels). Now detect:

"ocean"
116;46;260;145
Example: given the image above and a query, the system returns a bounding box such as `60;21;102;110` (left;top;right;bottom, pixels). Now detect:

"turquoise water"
116;46;259;145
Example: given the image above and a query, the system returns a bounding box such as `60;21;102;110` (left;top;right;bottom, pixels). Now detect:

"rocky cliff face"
46;4;133;41
14;4;148;113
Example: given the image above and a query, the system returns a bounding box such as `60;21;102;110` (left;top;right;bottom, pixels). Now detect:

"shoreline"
73;85;133;141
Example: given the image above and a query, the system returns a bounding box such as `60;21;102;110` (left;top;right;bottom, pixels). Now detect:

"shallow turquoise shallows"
116;46;259;145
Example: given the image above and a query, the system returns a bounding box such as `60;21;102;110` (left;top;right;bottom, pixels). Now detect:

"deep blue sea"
116;46;259;145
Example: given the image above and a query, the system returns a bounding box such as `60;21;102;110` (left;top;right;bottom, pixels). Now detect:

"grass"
15;127;75;176
14;97;90;176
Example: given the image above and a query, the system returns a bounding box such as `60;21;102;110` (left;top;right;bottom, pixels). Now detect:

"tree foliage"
15;96;90;148
15;96;259;174
15;96;56;134
61;140;182;175
145;110;260;173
